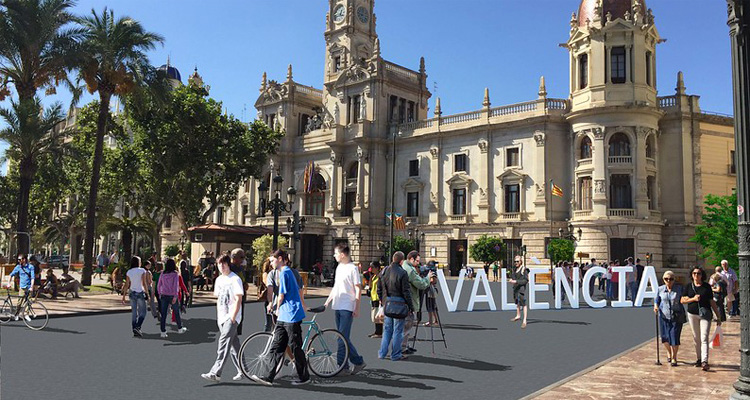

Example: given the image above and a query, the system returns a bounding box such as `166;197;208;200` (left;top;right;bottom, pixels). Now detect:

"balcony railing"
301;215;330;225
608;209;635;217
577;158;593;168
658;96;677;109
501;212;520;221
449;215;466;223
574;210;592;218
608;156;632;164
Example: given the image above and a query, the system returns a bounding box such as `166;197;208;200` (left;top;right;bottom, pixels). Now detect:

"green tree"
548;238;575;264
691;193;739;269
252;234;289;270
469;235;506;267
0;98;66;253
392;235;415;256
0;0;81;253
163;244;180;258
76;8;163;285
101;215;156;262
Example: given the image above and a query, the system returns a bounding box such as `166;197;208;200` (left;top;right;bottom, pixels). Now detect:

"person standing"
608;260;619;300
250;249;310;386
109;250;119;266
654;270;684;367
121;256;148;337
377;251;413;361
625;258;637;301
152;262;163;319
709;267;728;322
368;261;383;338
260;259;274;332
681;266;722;371
719;260;739;317
492;261;499;282
586;258;598;296
143;261;158;319
201;254;244;383
157;259;188;338
510;256;529;329
323;244;366;374
401;251;432;354
96;251;108;280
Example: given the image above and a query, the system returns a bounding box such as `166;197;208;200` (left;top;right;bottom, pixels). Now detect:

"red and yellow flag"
551;183;564;198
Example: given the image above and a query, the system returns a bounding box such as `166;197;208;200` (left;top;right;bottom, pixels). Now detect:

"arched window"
608;133;631;157
580;136;592;159
305;173;327;216
645;135;655;159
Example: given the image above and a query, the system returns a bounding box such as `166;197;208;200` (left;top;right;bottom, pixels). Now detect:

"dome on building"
157;64;182;82
578;0;645;27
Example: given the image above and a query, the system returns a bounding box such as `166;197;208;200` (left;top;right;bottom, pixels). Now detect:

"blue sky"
0;0;735;172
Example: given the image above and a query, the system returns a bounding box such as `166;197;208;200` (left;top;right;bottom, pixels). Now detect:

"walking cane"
654;311;662;365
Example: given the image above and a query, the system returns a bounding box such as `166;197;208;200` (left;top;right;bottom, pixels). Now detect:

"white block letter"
554;267;580;309
582;266;607;308
499;268;517;311
612;266;633;308
468;269;497;311
528;269;550;310
437;268;464;312
634;266;659;307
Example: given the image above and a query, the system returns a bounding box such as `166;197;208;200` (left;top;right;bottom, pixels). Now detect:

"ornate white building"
212;0;735;273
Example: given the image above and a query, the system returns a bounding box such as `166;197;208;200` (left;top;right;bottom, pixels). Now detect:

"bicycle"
238;305;350;379
0;287;49;330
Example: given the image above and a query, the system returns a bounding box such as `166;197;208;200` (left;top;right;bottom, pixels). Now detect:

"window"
398;98;406;123
165;215;172;230
408;101;415;122
506;148;520;167
352;95;361;122
347;162;358;180
579;54;588;89
611;47;626;84
299;114;310;136
647;176;656;210
731;150;737;174
578;177;593;210
244;180;251;193
242;205;249;225
334;57;341;72
580;136;592;159
608;133;631;157
342;192;356;217
389;96;398;122
452;188;466;215
504;184;520;213
645;136;654;159
306;192;325;216
455;154;467;172
609;174;633;209
60;202;67;214
407;192;419;217
645;51;652;87
409;159;419;177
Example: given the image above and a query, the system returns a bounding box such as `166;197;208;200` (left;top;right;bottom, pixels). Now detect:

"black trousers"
264;321;309;383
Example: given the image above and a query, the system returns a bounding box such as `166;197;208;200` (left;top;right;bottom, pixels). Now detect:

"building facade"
217;0;734;273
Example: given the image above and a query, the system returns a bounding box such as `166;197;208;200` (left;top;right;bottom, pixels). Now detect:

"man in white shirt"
720;260;739;316
324;243;366;374
625;257;637;301
121;256;148;337
202;254;244;382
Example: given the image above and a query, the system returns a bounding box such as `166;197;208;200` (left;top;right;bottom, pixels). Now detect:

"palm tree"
0;0;81;253
76;8;163;285
0;98;67;253
100;215;156;263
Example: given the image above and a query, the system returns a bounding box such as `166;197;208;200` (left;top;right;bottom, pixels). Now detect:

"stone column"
635;127;650;217
328;150;340;215
591;128;608;217
477;138;490;222
533;131;547;220
729;1;750;399
356;146;365;209
429;145;440;224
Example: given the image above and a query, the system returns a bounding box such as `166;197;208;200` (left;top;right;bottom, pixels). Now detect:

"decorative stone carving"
636;126;652;138
430;192;438;211
330;150;337;163
306;106;326;132
533;131;546;147
535;183;546;199
360;96;367;120
638;179;648;195
478;139;489;154
594;179;606;194
356;146;364;160
479;188;488;203
592;127;604;140
429;146;439;160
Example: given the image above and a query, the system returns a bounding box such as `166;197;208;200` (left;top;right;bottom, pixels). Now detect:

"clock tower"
324;0;377;82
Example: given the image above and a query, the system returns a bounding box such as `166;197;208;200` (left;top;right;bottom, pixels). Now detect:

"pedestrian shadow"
526;319;590;326
440;324;497;331
210;382;401;399
140;318;219;345
405;354;511;372
1;323;84;335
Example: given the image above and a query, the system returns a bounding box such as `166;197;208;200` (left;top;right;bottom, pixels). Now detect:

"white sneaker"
201;373;220;382
24;315;31;322
160;332;168;338
177;327;187;334
232;373;243;381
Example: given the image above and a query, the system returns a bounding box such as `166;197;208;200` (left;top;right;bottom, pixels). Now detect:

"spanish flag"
551;183;564;198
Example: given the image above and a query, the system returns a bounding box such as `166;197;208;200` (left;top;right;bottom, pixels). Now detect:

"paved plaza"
3;281;658;400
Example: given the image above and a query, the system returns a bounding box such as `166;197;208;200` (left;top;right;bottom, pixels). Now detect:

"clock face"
333;5;346;23
357;6;369;23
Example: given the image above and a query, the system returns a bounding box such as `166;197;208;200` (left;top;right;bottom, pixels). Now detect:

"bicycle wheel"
0;299;12;323
238;331;274;380
306;328;349;378
22;300;49;330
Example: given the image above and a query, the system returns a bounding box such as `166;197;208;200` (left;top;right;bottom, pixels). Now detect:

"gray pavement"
1;281;654;400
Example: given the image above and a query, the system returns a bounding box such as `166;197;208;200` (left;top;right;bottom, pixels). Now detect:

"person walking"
250;249;310;386
402;250;432;354
229;249;247;335
719;260;739;317
201;254;244;383
153;262;163;319
143;261;158;319
681;266;722;371
509;256;529;329
121;256;148;337
261;259;274;332
709;267;728;322
96;251;108;280
323;244;366;374
377;251;413;361
368;261;383;338
654;270;684;367
157;259;187;338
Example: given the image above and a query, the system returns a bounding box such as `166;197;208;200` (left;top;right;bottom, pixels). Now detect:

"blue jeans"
627;282;638;301
379;316;406;360
607;280;615;299
159;295;182;333
335;309;364;369
129;291;147;330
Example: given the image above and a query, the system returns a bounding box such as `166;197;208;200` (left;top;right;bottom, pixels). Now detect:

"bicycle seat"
307;305;326;313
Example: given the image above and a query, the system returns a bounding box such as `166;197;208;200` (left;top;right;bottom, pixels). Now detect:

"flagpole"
549;179;554;274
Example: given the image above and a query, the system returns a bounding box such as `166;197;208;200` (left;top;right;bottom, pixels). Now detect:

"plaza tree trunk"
729;1;750;399
82;92;112;286
15;157;35;255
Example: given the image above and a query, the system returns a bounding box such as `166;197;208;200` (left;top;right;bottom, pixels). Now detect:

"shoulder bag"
383;269;409;319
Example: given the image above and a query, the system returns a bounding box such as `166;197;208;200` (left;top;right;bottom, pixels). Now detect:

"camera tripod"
411;287;447;353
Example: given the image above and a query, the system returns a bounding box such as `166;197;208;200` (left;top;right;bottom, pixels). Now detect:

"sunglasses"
664;278;674;282
692;272;701;275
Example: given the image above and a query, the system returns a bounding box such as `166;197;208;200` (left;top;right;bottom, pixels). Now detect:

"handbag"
384;297;409;319
694;283;713;320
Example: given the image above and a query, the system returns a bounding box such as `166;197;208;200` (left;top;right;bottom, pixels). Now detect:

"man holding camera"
401;250;433;354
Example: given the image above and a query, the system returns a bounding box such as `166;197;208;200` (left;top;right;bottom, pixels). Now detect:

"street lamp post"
286;211;306;265
728;1;750;398
388;130;401;258
258;175;296;251
408;227;425;252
